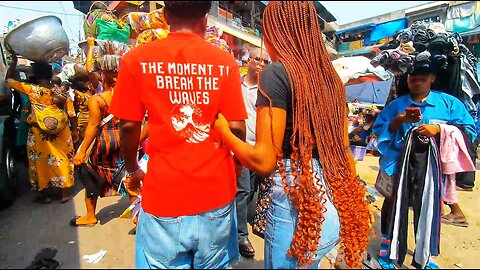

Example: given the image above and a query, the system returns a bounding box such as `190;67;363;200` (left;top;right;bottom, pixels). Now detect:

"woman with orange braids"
213;1;372;269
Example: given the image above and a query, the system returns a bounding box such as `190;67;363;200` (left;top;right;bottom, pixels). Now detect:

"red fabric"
110;32;247;217
346;74;383;86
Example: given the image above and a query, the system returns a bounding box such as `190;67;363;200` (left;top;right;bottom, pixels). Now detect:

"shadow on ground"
0;160;81;269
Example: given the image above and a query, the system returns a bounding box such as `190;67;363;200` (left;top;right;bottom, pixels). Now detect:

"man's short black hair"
164;1;212;20
31;62;53;81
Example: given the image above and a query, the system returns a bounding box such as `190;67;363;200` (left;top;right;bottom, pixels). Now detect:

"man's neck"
169;24;205;37
411;91;430;103
244;74;258;87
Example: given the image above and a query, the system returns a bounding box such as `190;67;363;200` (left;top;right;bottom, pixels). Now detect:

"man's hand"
399;112;422;124
417;124;440;137
125;170;145;197
390;112;422;132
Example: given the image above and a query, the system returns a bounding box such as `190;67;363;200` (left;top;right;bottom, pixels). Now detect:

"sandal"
425;261;439;269
377;257;396;269
238;238;255;258
441;215;469;228
69;216;98;227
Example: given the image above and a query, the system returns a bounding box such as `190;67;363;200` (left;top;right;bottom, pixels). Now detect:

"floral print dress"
7;79;75;191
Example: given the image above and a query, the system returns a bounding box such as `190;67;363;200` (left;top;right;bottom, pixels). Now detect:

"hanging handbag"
111;161;126;192
374;171;394;199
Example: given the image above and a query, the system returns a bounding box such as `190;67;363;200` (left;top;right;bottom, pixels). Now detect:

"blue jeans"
265;159;340;269
135;200;239;269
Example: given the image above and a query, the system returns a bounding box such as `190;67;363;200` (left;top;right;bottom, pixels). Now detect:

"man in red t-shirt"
109;1;247;268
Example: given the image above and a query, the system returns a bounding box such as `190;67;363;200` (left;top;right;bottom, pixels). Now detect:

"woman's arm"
215;106;286;177
85;37;95;73
6;53;17;79
5;54;32;95
73;95;102;164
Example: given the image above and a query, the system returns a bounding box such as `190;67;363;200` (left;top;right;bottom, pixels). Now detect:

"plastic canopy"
368;18;407;44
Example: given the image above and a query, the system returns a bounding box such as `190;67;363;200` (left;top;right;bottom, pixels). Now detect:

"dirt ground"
0;156;478;269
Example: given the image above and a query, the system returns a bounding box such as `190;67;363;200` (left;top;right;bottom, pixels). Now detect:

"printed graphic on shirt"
171;103;210;143
141;61;231;143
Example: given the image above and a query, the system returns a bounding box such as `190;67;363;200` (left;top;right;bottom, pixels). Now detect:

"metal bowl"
4;16;70;63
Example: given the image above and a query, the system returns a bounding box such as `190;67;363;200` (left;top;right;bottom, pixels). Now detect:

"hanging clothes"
389;127;442;269
439;124;476;204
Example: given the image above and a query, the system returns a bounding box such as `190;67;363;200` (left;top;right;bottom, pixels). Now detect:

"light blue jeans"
265;159;341;269
135;200;239;269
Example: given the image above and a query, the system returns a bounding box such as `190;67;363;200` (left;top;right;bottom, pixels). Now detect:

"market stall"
371;21;480;113
332;56;390;158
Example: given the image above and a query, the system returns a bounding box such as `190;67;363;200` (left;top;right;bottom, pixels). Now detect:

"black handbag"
75;164;107;199
111;162;126;191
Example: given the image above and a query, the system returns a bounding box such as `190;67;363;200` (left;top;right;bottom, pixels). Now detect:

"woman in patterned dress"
69;71;97;143
6;55;74;203
71;69;124;226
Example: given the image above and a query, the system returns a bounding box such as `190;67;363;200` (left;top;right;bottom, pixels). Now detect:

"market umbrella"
345;78;394;106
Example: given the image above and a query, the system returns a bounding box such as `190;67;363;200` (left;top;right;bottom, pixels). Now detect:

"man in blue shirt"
372;63;476;269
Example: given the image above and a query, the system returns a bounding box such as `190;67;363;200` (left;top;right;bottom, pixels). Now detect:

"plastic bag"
136;28;169;46
83;2;117;38
366;137;379;151
205;26;230;52
128;10;168;33
96;19;130;44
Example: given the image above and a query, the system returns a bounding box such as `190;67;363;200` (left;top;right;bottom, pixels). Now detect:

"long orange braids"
259;2;372;268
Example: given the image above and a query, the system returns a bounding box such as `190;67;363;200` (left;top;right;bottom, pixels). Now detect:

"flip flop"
441;215;469;228
377;257;396;269
69;216;98;227
425;261;439;269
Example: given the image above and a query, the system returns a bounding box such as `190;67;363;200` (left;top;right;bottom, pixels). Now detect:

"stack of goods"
128;9;169;46
371;22;463;75
83;2;130;44
91;40;131;72
205;26;230;52
371;21;480;115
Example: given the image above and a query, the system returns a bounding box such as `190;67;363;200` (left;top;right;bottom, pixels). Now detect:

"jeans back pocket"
141;212;182;263
208;201;236;249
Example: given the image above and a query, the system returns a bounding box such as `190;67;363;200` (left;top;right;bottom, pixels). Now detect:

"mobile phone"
405;107;421;118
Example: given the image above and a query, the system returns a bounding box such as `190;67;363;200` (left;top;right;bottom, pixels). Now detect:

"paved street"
0;156;479;269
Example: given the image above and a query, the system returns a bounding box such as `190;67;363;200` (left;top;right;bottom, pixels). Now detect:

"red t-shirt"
110;32;247;217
